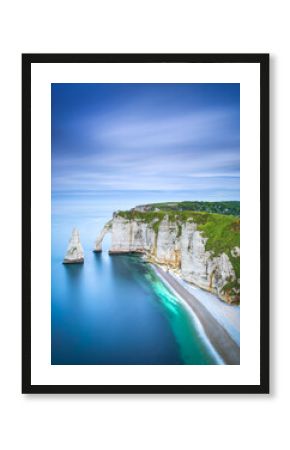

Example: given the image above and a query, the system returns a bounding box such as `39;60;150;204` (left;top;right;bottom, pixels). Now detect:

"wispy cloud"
52;83;240;200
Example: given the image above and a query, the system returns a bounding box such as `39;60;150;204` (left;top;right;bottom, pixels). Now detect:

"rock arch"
94;220;112;252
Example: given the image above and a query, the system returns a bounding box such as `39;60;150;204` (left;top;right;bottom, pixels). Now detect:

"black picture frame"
22;53;269;394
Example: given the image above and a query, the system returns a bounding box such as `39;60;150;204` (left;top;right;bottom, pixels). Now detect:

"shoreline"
168;270;240;346
152;264;240;365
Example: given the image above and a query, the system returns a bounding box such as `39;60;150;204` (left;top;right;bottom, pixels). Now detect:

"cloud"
52;84;240;199
91;108;238;150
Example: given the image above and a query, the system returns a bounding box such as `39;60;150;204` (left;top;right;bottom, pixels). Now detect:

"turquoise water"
51;193;217;365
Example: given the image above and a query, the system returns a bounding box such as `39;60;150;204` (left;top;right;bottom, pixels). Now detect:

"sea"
51;190;219;365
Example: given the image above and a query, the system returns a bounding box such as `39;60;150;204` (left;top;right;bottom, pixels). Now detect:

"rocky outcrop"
94;214;240;303
94;220;112;252
63;228;84;264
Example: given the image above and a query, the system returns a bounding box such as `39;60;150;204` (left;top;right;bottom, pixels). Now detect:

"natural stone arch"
94;220;112;252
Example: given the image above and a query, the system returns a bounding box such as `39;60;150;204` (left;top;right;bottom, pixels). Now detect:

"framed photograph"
22;53;269;394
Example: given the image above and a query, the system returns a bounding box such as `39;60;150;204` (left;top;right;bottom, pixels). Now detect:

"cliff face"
95;213;240;304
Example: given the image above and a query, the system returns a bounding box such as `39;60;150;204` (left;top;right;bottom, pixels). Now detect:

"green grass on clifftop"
116;203;240;301
134;201;240;216
198;215;240;278
116;207;240;278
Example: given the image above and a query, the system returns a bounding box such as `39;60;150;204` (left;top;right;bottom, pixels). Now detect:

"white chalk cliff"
95;213;240;303
63;228;84;264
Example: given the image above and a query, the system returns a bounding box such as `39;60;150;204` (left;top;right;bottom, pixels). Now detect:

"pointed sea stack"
63;228;84;264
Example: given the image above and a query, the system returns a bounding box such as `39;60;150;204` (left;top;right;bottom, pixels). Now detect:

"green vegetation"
116;206;240;282
117;209;164;223
197;215;240;278
116;203;240;297
135;201;240;216
222;279;240;294
117;208;223;225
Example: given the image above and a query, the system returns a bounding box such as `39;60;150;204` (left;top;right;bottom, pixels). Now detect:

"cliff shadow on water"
107;253;218;365
63;262;84;282
52;247;219;365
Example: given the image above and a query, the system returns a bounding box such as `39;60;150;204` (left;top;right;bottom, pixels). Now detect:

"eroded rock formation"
63;228;84;264
94;213;240;303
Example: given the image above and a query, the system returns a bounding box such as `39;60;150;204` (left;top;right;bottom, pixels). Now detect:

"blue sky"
52;83;240;201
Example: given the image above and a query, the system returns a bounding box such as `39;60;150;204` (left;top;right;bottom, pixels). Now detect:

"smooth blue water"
51;192;218;365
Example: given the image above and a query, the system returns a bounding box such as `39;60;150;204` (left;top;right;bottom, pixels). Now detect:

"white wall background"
0;1;285;449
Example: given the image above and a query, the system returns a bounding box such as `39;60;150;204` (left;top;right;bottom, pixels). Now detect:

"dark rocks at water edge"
63;257;84;264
